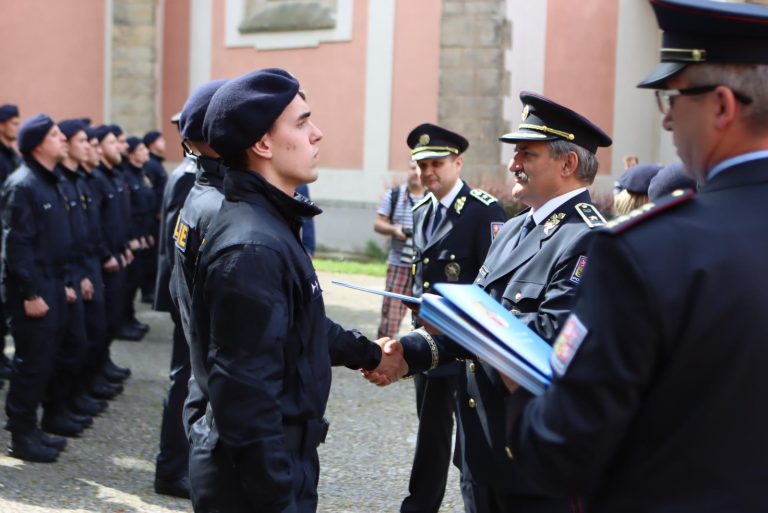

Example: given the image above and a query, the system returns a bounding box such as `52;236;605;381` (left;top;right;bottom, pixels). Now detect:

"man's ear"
454;154;464;169
713;85;740;131
251;134;272;159
561;151;579;178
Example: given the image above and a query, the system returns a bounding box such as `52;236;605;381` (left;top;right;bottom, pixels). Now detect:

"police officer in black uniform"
500;1;768;512
141;130;167;304
402;123;506;513
0;104;22;382
2;115;75;461
153;84;225;499
187;68;406;513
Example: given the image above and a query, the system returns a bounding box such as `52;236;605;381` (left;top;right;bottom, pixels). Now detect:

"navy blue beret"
143;130;161;147
180;79;227;142
0;104;19;122
85;126;99;140
58;119;87;140
18;114;55;153
618;163;662;194
648;161;697;200
126;136;143;154
203;68;300;161
93;125;112;142
109;124;124;137
80;117;92;126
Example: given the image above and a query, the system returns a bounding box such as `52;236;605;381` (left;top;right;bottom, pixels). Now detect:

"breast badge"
444;262;461;282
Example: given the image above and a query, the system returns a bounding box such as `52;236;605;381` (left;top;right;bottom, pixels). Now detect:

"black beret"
617;163;662;194
109;124;124;137
180;79;228;142
85;126;99;140
203;68;300;161
18;114;55;153
80;117;92;126
126;136;143;154
93;125;112;142
0;104;19;121
639;0;768;88
143;130;161;147
58;119;87;140
500;92;612;153
648;161;698;200
407;123;469;161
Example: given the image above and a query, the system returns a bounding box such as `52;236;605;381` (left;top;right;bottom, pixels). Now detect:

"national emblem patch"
490;222;504;239
570;255;588;284
550;314;588;376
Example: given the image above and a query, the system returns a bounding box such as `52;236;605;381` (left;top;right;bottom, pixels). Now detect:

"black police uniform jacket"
2;159;77;301
188;168;382;510
507;158;768;513
91;163;131;259
153;157;196;312
401;189;603;496
411;181;506;377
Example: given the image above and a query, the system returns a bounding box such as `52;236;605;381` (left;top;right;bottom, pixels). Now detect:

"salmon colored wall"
162;0;191;162
388;0;442;175
0;2;105;124
209;0;368;170
544;0;618;174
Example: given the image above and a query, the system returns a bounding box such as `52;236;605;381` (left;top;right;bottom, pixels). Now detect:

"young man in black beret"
2;115;77;461
187;68;407;513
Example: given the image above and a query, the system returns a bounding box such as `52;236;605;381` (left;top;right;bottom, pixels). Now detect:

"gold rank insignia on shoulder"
575;203;606;228
469;189;498;206
419;133;430;146
604;188;696;235
454;196;466;215
543;212;565;235
521;105;530;121
412;192;433;211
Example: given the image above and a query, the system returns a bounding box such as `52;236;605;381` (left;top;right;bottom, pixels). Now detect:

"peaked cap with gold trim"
407;123;469;161
638;0;768;89
500;92;612;154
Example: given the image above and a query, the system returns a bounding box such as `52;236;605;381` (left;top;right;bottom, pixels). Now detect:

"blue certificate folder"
420;283;553;395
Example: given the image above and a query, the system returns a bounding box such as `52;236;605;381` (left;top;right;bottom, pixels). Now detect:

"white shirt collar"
432;179;464;212
529;187;587;225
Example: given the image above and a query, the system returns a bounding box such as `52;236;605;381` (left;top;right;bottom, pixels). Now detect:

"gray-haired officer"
401;123;506;513
500;1;768;511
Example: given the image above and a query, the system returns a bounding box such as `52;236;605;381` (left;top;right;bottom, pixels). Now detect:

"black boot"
129;317;150;334
8;431;59;462
106;358;131;378
154;475;191;499
71;393;108;416
34;428;67;451
115;323;144;341
89;378;123;400
68;412;93;428
41;413;85;437
103;366;128;384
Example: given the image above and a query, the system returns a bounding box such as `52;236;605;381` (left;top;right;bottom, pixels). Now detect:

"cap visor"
637;62;688;89
498;130;555;144
411;150;454;161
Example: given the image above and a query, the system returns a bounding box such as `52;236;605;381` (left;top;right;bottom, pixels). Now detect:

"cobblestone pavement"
0;271;463;512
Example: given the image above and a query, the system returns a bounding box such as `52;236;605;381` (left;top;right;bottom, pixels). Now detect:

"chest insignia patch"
490;222;504;239
308;277;322;300
444;262;461;281
543;212;565;235
570;255;588;284
550;314;588;376
42;203;52;210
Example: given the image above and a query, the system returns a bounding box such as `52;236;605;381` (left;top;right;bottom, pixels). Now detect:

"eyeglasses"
655;85;753;114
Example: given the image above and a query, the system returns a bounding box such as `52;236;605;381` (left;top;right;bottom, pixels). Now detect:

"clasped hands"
362;337;408;387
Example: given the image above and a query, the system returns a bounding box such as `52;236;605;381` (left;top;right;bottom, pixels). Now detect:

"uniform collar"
25;156;61;184
196;155;226;189
530;187;587;225
432;178;464;211
224;167;322;221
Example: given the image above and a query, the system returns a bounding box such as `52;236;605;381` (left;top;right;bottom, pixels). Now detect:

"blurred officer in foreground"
0;104;22;382
499;1;768;511
188;68;406;513
401;123;506;513
3;115;74;461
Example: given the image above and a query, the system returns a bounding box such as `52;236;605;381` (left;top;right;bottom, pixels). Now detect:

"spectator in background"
648;160;697;201
296;183;316;256
613;163;661;215
623;153;639;169
373;160;425;339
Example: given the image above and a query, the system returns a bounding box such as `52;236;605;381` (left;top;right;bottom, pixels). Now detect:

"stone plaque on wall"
239;0;337;33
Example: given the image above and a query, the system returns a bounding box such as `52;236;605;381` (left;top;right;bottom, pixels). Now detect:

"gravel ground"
0;271;463;512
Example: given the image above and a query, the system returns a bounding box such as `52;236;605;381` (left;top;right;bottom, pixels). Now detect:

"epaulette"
412;192;434;211
575;203;606;228
605;188;696;234
469;189;498;206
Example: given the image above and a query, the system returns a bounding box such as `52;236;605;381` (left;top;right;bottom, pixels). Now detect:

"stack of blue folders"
419;283;553;395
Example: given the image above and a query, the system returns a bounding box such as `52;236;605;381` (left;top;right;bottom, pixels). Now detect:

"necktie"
514;216;536;248
430;204;444;238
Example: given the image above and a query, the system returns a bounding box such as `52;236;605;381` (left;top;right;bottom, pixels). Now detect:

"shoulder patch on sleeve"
550;313;588;376
605;188;695;235
412;192;434;211
575;203;606;228
469;189;498;206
